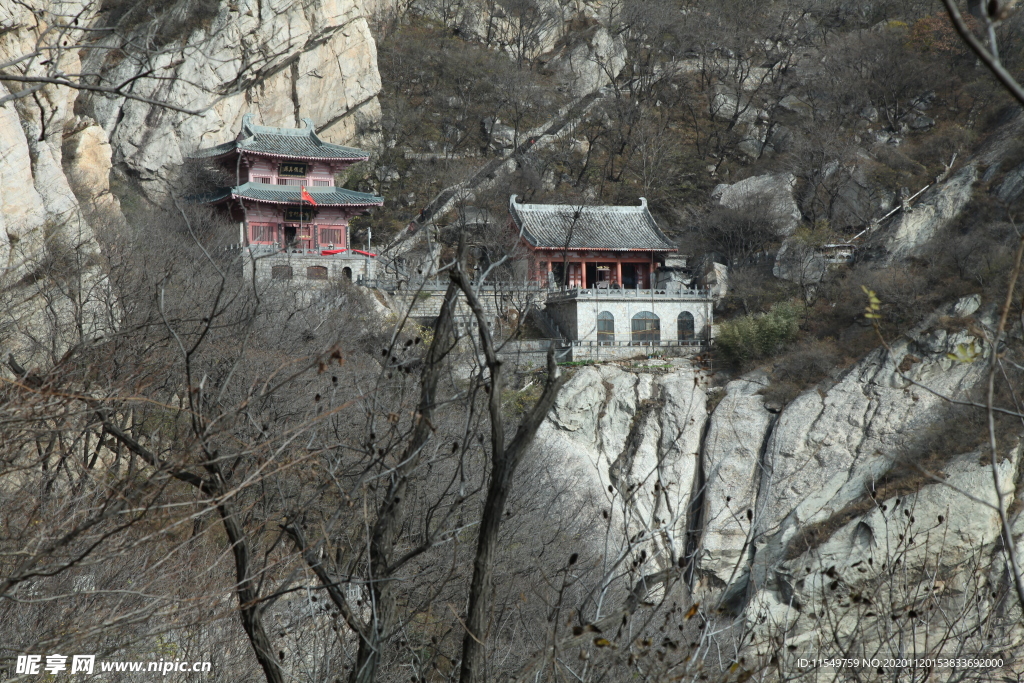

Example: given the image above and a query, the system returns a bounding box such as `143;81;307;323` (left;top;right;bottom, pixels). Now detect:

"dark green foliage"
715;302;800;368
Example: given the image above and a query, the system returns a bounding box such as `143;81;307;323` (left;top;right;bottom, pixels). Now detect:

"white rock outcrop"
746;446;1020;667
753;298;988;552
546;25;626;97
533;364;707;564
699;374;773;585
0;0;115;367
81;0;385;198
886;165;977;258
538;295;1003;662
772;237;827;286
712;173;801;237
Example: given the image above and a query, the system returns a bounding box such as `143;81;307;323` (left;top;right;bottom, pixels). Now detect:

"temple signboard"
283;207;316;222
278;162;308;177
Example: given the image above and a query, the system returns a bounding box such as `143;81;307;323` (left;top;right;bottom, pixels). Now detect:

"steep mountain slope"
533;290;1019;668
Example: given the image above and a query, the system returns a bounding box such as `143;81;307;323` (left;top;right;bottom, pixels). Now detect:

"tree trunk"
453;267;565;683
218;503;286;683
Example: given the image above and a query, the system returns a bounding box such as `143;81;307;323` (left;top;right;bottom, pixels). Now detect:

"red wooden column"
616;262;622;287
581;261;587;288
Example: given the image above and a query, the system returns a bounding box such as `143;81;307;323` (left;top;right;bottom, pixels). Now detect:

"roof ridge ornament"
238;112;256;140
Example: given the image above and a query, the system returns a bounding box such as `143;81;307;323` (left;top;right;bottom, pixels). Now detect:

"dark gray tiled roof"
202;182;383;207
510;195;676;251
192;114;369;161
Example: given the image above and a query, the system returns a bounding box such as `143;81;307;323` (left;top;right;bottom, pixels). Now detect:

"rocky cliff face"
0;0;119;366
0;0;388;366
533;363;707;564
415;0;625;97
531;293;1020;660
80;0;386;198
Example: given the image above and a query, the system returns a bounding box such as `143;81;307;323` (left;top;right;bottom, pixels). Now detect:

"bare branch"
940;0;1024;107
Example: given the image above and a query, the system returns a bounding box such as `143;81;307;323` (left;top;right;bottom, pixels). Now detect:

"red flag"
300;186;317;205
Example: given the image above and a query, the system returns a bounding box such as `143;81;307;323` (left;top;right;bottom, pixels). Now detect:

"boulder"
713;173;801;237
772;237;827;286
547;25;626;98
482;117;517;150
859;106;879;123
701;261;729;302
778;95;813;119
820;149;892;230
711;86;762;125
908;114;936;130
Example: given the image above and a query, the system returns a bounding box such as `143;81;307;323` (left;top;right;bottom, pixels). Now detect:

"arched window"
631;311;660;345
597;311;615;345
271;265;293;280
677;311;695;342
307;266;328;280
342;267;352;280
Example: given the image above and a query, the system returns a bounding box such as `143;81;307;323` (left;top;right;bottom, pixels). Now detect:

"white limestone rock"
798;448;1017;587
699;374;773;585
710;86;762;126
655;371;710;546
886;165;977;259
0;0;115;368
0;84;49;259
772;238;827;286
712;173;801;237
534;364;707;563
748;445;1021;661
62;118;123;227
82;0;385;199
547;25;626;98
996;161;1024;204
755;331;986;547
749;297;992;595
702;261;729;302
778;95;813;119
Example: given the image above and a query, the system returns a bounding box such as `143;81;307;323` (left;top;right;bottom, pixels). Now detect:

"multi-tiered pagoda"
195;114;383;282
